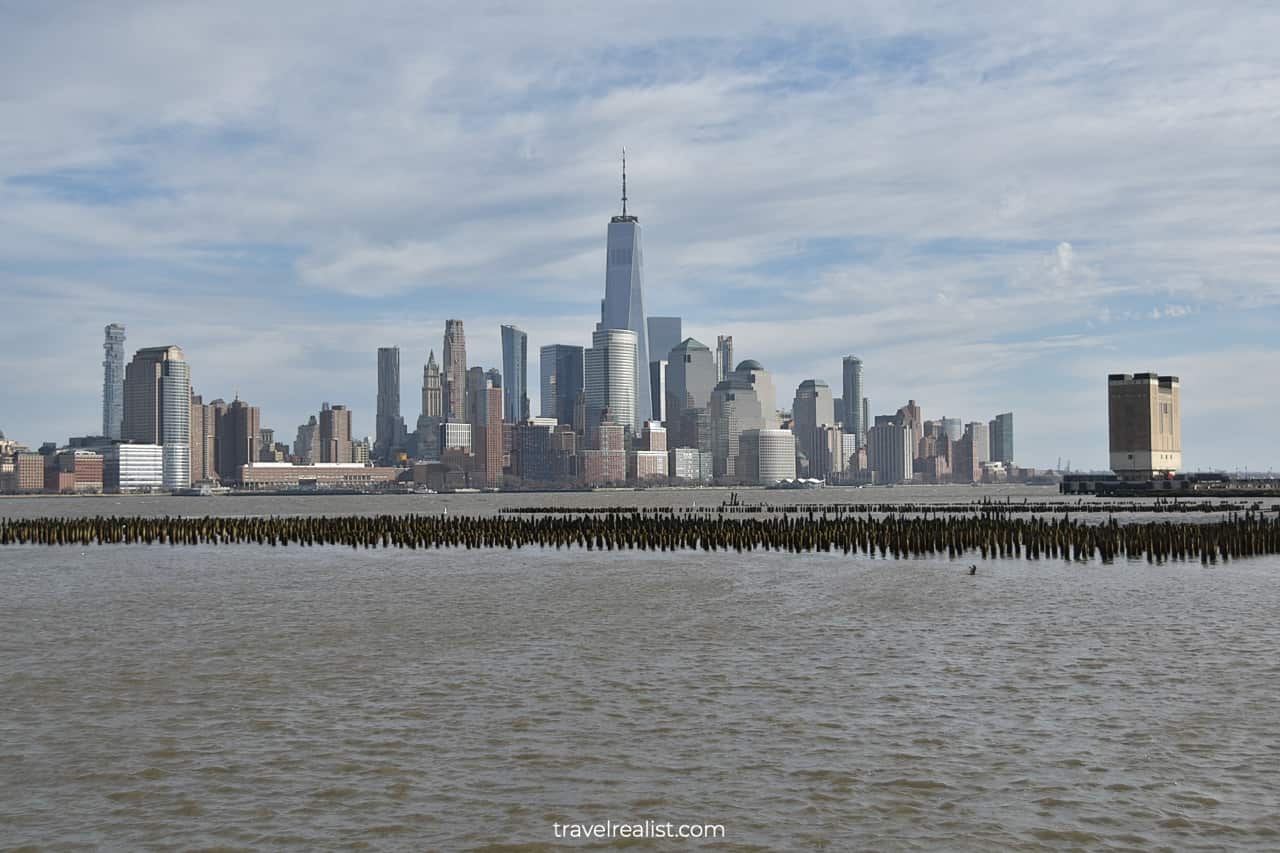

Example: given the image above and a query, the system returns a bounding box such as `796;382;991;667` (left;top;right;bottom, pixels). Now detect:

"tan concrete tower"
1108;373;1181;479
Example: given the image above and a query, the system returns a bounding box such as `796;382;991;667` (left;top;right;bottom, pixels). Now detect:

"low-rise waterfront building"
630;450;668;482
104;444;165;493
670;447;713;483
236;463;402;491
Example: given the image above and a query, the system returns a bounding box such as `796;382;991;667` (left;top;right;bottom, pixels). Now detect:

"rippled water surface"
3;492;1280;849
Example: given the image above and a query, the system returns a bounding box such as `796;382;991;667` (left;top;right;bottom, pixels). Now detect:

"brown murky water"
2;490;1279;849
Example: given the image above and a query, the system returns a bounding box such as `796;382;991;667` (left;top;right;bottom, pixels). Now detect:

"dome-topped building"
730;359;778;429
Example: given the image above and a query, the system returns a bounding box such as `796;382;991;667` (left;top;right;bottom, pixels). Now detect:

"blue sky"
2;1;1278;470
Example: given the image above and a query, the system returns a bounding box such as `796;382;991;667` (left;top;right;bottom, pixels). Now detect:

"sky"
2;1;1278;471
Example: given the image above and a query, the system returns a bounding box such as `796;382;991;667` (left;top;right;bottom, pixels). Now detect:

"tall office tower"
122;345;191;489
190;393;208;481
459;368;503;485
572;391;587;436
500;324;529;423
647;317;682;364
895;400;923;459
375;347;406;463
487;368;502;392
966;421;990;464
473;384;504;487
318;402;353;463
732;360;779;428
442;319;467;421
940;417;963;442
294;415;318;463
989;412;1014;465
598;152;651;423
584;328;638;442
216;398;260;483
189;393;227;482
646;316;682;421
540;344;584;426
715;335;734;383
466;367;489;426
952;423;983;484
665;338;717;448
102;324;126;439
811;424;850;481
710;375;765;481
1108;373;1180;479
421;351;443;418
862;398;869;442
918;420;948;464
415;351;444;461
867;420;914;484
649;360;667;423
791;379;835;477
842;356;864;447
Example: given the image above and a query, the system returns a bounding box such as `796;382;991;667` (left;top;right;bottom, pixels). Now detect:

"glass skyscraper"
375;346;405;463
122;345;190;489
598;153;650;428
989;412;1014;465
501;324;529;423
646;317;682;365
842;356;864;448
646;316;681;422
540;344;584;426
102;324;125;440
584;329;637;440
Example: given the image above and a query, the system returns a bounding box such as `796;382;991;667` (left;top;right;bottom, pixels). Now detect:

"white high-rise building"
868;421;914;484
598;151;650;424
103;443;164;492
585;328;638;437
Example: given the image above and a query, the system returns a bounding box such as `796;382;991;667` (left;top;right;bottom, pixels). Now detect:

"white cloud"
1;2;1279;469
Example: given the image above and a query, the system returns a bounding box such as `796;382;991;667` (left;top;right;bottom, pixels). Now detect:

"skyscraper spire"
621;148;627;217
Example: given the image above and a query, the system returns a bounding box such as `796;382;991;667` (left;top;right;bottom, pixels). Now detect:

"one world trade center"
598;151;650;429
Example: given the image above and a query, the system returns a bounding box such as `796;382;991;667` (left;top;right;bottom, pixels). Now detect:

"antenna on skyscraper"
621;148;627;216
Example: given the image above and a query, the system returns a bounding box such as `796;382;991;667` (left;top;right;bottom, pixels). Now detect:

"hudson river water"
3;488;1280;849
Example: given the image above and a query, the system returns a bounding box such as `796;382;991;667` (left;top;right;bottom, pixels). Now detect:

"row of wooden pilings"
503;499;1276;515
2;513;1279;564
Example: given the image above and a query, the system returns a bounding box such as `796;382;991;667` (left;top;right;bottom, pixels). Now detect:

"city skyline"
3;5;1279;471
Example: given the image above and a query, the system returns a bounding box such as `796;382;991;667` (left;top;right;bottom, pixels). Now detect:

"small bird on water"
968;564;977;575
